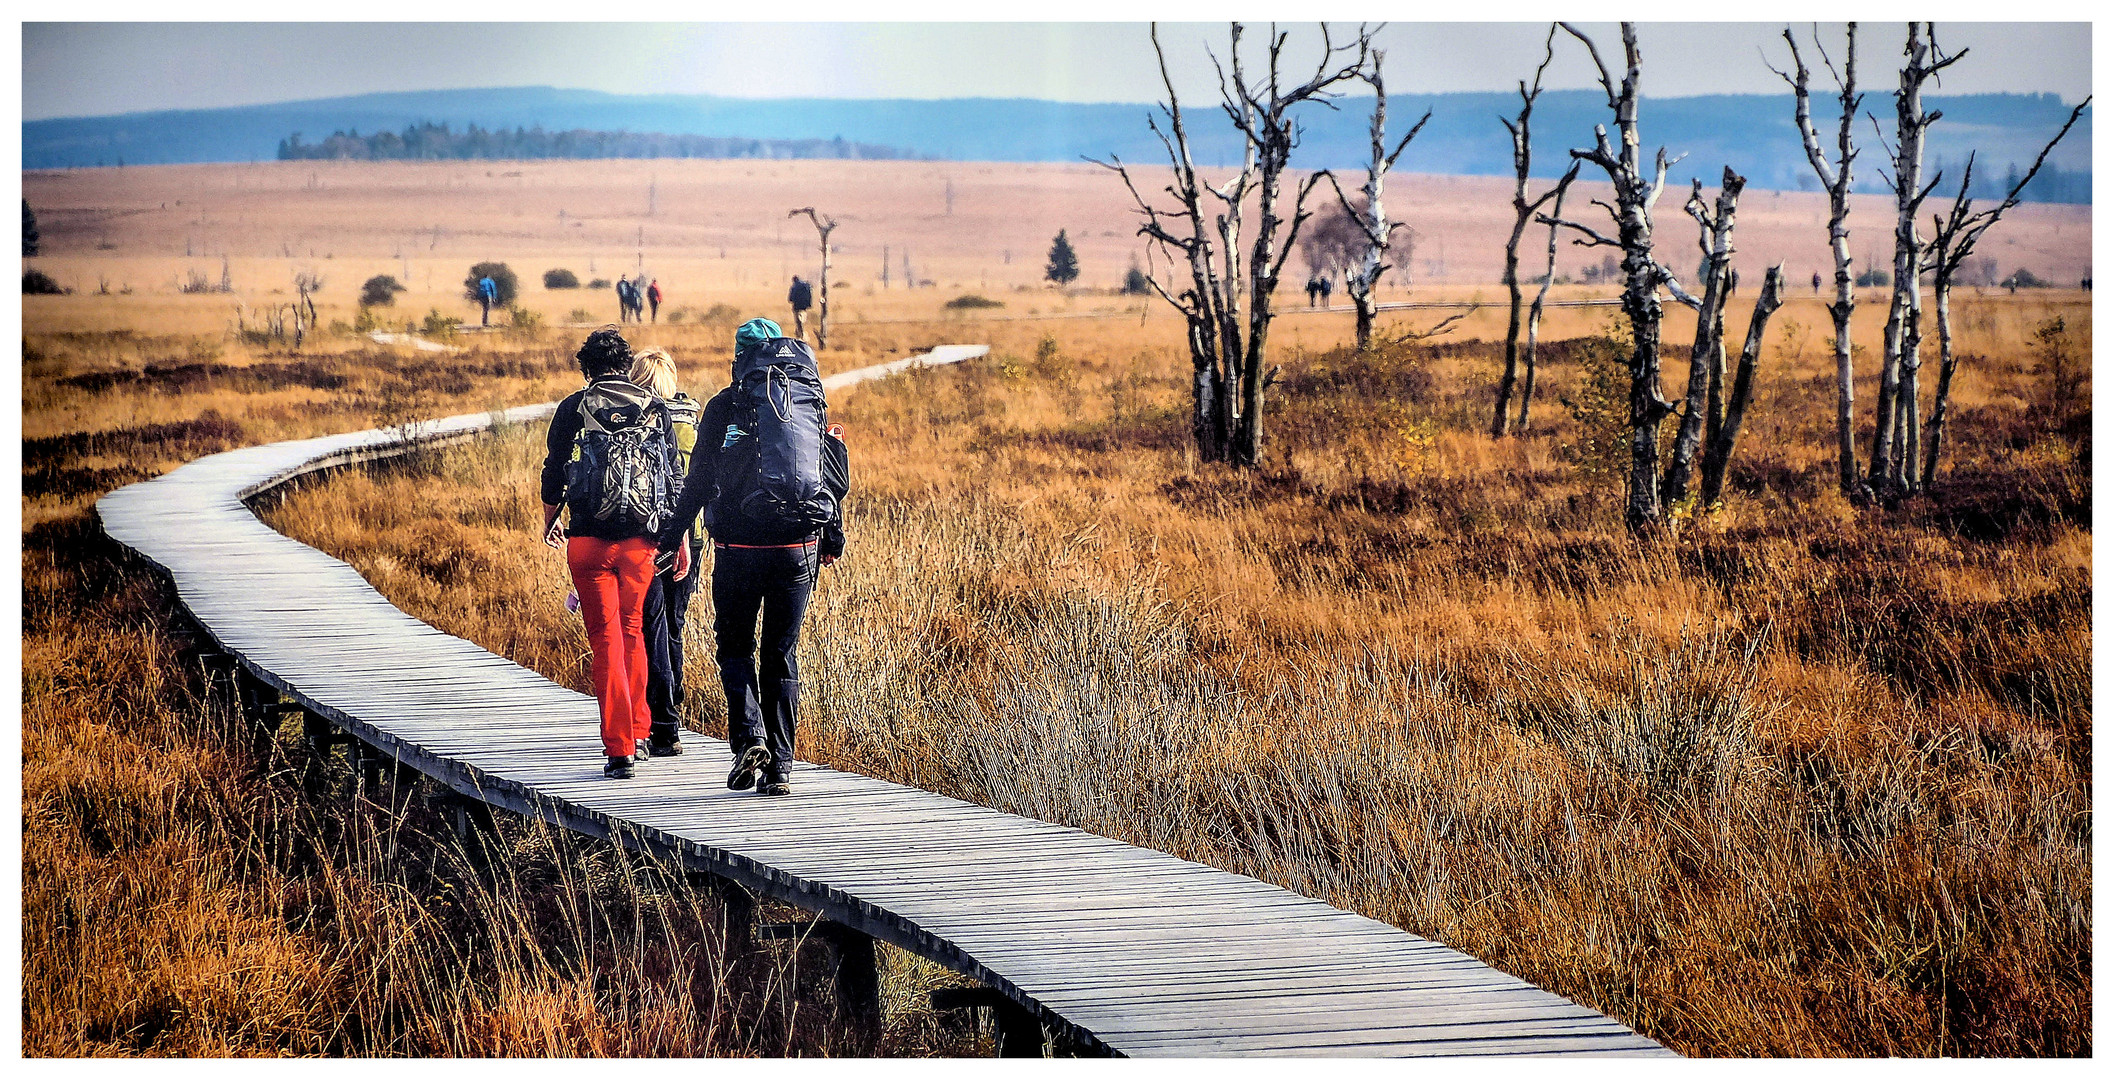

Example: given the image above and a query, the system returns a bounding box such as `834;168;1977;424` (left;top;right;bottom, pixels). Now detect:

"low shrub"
420;309;459;342
360;275;406;307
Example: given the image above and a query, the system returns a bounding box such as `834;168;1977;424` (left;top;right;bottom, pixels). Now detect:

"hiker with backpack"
540;327;686;779
630;347;704;757
647;278;663;323
479;274;498;327
787;276;813;341
616;277;638;323
660;317;848;797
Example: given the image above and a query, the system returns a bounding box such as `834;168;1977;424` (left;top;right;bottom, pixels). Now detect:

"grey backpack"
565;378;675;535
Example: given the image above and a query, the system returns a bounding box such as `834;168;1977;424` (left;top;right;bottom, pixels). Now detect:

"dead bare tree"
1661;170;1745;507
1920;97;2090;490
1492;24;1578;438
1516;169;1575;433
1097;22;1373;466
1544;22;1700;531
1699;266;1787;504
789;207;837;349
1774;22;1867;501
292;270;323;348
1869;23;1965;499
1320;47;1430;353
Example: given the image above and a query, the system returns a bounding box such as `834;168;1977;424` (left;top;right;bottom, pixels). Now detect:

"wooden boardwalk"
95;344;1671;1058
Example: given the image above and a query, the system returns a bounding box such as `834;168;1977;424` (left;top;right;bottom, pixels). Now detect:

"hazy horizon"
24;21;2094;123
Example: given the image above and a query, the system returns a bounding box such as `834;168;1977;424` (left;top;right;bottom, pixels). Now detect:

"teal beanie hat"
735;317;783;355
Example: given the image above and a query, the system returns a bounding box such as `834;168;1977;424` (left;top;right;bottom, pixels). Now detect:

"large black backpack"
564;377;677;536
717;337;835;531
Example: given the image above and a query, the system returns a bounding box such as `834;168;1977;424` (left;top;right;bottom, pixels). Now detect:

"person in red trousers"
539;327;690;778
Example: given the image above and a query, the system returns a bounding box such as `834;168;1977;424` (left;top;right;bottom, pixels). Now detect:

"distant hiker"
479;274;498;327
541;326;684;780
1306;276;1323;308
616;277;638;323
1318;276;1334;307
661;317;848;797
630;346;704;757
1812;271;1823;294
647;278;663;323
787;276;814;341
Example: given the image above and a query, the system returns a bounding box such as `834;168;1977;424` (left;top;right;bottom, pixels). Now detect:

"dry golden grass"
20;156;2092;1057
239;288;2092;1057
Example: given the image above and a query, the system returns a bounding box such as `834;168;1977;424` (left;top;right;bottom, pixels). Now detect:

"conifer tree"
1044;229;1080;286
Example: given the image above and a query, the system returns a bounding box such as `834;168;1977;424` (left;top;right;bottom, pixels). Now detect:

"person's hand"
821;553;839;568
543;514;565;549
672;542;692;582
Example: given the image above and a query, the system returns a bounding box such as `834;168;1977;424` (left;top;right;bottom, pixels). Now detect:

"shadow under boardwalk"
95;344;1671;1058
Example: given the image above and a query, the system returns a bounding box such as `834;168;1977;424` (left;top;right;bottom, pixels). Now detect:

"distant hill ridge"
275;121;919;163
23;85;2091;203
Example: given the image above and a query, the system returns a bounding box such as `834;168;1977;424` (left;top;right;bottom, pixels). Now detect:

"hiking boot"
726;744;770;791
756;778;791;797
605;755;636;780
648;736;684;757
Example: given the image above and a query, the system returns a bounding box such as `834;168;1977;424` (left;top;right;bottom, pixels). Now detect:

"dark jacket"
788;279;813;310
541;379;674;541
659;383;846;557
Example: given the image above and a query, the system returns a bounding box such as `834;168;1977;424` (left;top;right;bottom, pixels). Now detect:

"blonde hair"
629;348;679;400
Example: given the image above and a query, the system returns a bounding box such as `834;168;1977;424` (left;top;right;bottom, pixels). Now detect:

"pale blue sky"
23;21;2093;122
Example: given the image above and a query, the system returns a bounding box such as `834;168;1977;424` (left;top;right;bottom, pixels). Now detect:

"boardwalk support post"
760;919;883;1052
932;987;1049;1058
693;873;758;958
434;790;500;864
227;664;280;763
354;739;385;793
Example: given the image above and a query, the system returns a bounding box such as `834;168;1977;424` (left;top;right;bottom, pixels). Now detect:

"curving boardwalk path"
95;344;1670;1058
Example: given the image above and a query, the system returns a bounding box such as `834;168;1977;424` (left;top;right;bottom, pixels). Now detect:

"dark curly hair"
576;326;633;378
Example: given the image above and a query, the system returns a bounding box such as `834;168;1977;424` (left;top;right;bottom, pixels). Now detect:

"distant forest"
1918;154;2091;206
276;122;920;162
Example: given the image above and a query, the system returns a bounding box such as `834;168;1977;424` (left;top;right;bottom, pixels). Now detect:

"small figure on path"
661;317;848;797
1812;271;1823;294
616;276;638;323
478;274;497;327
630;347;704;757
647;278;663;323
1306;276;1323;308
788;276;813;341
1318;276;1334;308
541;326;685;779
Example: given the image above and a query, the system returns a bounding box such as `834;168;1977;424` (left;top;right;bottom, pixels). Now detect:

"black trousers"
641;535;703;742
712;543;818;781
